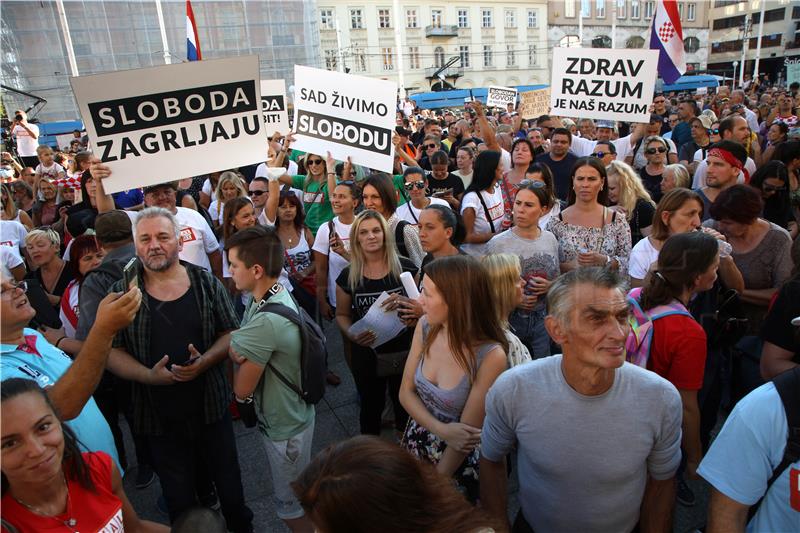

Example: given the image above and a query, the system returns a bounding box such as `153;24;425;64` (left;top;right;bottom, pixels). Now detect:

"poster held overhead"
519;88;551;120
292;65;397;173
486;86;518;109
71;55;265;195
550;47;659;123
260;79;290;137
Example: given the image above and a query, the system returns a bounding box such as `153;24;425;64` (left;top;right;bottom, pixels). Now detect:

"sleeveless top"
284;228;312;275
414;321;499;423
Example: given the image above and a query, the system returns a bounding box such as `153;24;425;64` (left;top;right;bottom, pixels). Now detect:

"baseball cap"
596;120;616;129
693;115;713;129
95;209;133;244
143;181;178;195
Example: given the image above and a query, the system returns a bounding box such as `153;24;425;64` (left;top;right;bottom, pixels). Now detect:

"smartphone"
122;257;139;291
432;189;452;198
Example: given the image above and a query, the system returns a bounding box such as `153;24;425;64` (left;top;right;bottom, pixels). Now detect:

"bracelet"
327;172;335;176
604;255;612;266
55;336;66;349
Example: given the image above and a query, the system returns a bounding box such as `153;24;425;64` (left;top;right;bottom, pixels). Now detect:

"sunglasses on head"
763;183;787;193
404;180;426;191
645;147;668;155
338;180;356;186
249;190;266;196
307;159;324;165
518;179;546;189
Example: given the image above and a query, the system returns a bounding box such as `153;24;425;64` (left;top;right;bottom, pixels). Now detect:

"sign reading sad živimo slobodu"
70;56;266;194
550;47;659;123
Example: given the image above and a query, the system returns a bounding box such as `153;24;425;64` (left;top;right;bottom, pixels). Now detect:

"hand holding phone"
122;257;139;291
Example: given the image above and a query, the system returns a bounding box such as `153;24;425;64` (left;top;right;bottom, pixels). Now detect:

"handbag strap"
476;190;496;234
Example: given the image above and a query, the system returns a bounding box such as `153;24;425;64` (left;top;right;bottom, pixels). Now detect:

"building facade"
706;0;800;85
1;0;322;122
317;1;549;95
548;0;710;74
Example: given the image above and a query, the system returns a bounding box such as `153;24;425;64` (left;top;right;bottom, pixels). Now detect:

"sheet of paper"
348;291;406;349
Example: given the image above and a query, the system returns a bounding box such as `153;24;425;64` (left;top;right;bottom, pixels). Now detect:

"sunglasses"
645;147;668;155
249;190;266;196
424;143;438;149
404;180;426;191
518;179;546;189
591;151;613;158
307;159;324;166
710;128;720;135
338;180;356;186
763;184;787;193
654;100;666;104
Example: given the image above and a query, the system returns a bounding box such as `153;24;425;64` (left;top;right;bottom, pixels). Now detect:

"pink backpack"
625;287;692;368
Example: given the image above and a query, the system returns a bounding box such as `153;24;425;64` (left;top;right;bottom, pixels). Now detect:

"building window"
459;45;470;68
434;46;445;68
617;1;626;18
631;0;640;19
686;62;699;72
320;9;335;30
528;44;537;66
350;9;363;29
626;36;645;48
483;45;492;67
352;47;366;72
644;1;654;19
565;0;576;18
482;8;493;28
560;35;581;47
684;36;700;53
457;9;469;28
505;9;516;28
378;9;391;28
408;46;420;69
431;9;442;28
324;49;337;70
507;45;516;67
596;0;605;18
677;3;683;18
406;8;418;28
592;35;612;48
527;9;537;28
382;47;394;70
581;0;591;17
687;3;696;21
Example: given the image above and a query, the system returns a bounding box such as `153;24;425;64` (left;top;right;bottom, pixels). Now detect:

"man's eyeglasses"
763;183;787;193
307;159;324;166
404;180;426;191
1;281;27;299
645;147;668;155
249;190;266;196
591;151;613;158
424;143;438;149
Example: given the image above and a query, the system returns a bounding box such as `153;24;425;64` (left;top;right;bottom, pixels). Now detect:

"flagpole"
752;1;765;81
55;0;79;76
154;0;172;65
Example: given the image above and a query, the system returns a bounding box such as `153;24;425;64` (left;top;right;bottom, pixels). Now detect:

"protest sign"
486;86;518;109
292;65;396;173
519;88;551;119
71;56;265;194
550;47;659;123
260;79;289;137
786;58;800;89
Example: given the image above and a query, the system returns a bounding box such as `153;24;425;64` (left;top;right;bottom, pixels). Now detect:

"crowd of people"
0;78;798;533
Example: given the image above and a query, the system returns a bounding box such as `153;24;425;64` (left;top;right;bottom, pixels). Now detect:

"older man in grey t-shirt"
480;268;682;533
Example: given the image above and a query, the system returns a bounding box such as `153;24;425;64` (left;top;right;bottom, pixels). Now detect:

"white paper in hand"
348;291;406;348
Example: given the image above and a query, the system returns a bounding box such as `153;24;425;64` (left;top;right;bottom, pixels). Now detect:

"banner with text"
260;79;289;137
71;56;265;194
292;66;397;173
486;86;517;109
519;88;551;119
550;47;659;123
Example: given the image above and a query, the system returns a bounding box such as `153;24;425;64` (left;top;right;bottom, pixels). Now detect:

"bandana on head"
707;147;749;183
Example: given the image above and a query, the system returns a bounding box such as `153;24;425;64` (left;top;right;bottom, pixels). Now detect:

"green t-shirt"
393;174;408;206
291;174;333;235
230;289;314;441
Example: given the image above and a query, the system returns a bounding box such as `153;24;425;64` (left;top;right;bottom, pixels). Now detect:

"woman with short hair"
24;227;74;307
660;164;691;194
638;135;670;202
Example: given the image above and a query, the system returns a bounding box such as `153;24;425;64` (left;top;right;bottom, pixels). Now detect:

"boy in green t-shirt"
226;226;314;531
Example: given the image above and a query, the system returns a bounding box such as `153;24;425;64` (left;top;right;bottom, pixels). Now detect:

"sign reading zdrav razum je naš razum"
260;79;290;137
486;86;518;109
70;56;265;195
550;47;659;123
291;65;397;174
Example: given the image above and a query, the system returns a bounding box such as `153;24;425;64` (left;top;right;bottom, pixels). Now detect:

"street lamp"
732;60;738;89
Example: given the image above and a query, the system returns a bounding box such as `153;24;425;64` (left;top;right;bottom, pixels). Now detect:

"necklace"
12;475;77;531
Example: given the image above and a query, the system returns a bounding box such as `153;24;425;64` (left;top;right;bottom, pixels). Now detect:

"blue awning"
660;75;720;92
409;85;549;110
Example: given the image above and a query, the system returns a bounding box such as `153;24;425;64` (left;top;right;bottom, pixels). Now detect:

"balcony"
424;66;464;79
425;25;458;38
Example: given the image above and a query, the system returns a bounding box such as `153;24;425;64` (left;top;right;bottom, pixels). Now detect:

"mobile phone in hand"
122;257;139;291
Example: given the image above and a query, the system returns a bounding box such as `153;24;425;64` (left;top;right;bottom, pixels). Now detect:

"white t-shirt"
691;157;754;189
453;169;473;189
460;187;505;256
126;207;219;271
628;236;660;280
208;200;224;226
35;162;65;181
12;123;40;156
0;220;29;251
500;148;512;173
0;245;24;276
311;216;352;307
395;197;449;226
571;134;635;162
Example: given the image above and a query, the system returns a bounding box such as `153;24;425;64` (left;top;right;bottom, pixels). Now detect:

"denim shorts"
261;419;315;520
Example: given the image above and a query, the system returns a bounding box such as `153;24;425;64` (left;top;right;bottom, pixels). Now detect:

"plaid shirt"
111;261;238;435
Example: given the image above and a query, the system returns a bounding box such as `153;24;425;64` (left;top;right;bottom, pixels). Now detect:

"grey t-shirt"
482;355;682;533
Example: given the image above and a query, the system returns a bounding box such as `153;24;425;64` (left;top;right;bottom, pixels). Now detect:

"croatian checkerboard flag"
649;0;685;84
186;0;202;61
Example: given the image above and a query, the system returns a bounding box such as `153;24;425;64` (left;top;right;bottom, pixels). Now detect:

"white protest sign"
550;47;659;123
486;86;517;108
292;65;396;173
260;79;289;137
519;88;551;119
70;56;265;195
696;87;708;95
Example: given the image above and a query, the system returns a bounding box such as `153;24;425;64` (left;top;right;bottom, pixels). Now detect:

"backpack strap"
748;367;800;520
258;300;305;399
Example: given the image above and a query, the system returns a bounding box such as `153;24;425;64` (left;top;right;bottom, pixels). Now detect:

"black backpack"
258;296;327;405
748;366;800;521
